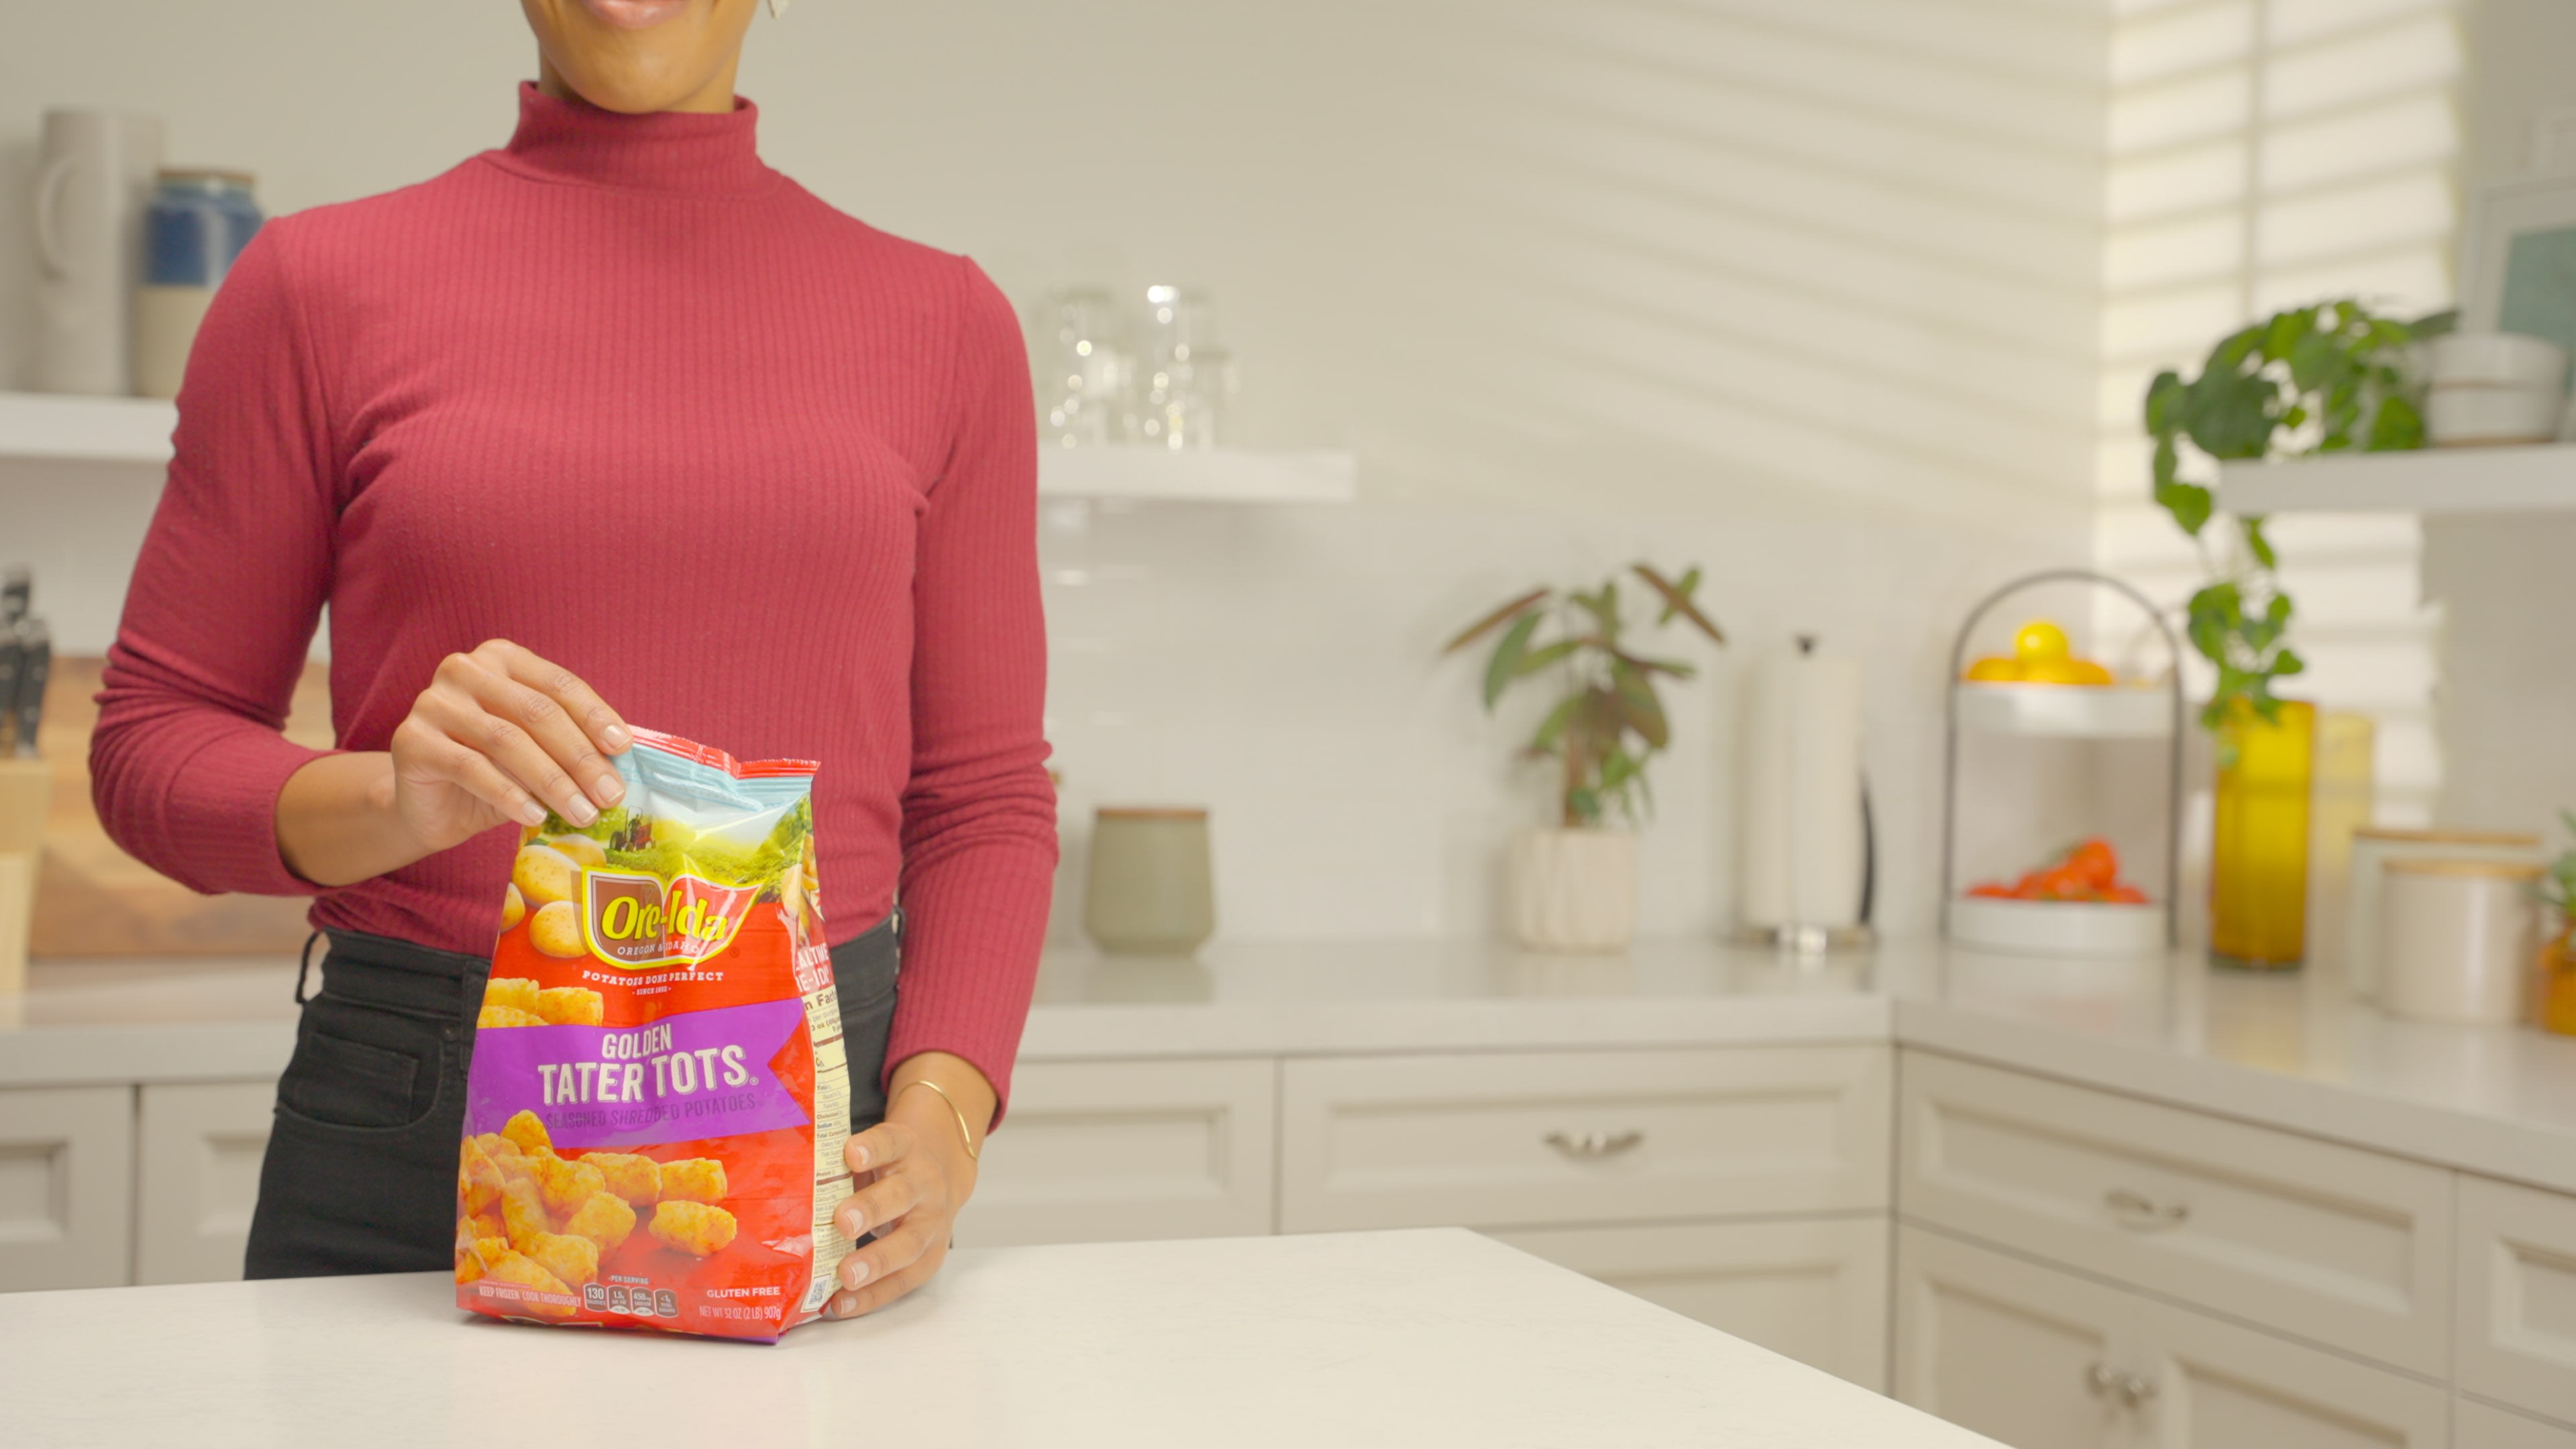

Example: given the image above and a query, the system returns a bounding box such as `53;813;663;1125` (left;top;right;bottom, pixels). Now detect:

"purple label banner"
465;998;811;1151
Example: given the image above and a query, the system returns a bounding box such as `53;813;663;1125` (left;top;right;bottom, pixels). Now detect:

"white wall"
0;1;2107;943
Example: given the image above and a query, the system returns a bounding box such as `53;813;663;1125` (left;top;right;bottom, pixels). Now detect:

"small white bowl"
2428;331;2569;390
2427;384;2562;446
1950;896;2166;959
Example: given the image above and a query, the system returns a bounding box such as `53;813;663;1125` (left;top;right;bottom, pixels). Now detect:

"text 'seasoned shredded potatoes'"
455;729;850;1341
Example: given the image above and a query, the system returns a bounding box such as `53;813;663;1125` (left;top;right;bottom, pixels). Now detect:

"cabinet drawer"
956;1058;1275;1247
2457;1175;2576;1426
1281;1046;1889;1232
1493;1216;1890;1391
136;1083;273;1286
2459;1398;2576;1449
0;1085;133;1291
1899;1051;2451;1375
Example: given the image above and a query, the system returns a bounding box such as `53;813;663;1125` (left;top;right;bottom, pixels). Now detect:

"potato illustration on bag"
513;845;580;909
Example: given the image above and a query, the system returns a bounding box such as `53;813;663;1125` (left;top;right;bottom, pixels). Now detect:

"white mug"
32;108;164;396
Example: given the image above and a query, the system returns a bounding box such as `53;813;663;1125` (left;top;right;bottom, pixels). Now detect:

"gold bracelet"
894;1077;982;1162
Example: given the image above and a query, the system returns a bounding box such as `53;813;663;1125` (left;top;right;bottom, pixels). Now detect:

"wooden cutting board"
32;656;334;957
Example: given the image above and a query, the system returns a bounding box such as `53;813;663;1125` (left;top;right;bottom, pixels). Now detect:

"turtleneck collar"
486;81;773;196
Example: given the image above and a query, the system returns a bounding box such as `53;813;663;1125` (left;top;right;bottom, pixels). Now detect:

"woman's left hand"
824;1055;991;1319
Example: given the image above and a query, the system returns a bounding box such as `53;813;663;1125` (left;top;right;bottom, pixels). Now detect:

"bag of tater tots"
455;729;848;1341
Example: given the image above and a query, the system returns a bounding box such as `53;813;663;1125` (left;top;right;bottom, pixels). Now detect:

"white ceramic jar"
2343;828;2540;1000
2378;858;2543;1026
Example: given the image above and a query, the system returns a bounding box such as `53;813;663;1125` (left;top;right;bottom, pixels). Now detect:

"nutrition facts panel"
802;979;853;1312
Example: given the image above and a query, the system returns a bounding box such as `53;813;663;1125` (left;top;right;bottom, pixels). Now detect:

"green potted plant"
2144;298;2450;729
2144;298;2450;965
1442;564;1725;951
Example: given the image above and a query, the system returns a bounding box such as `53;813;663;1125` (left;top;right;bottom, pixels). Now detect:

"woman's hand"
388;640;631;853
824;1053;994;1319
276;640;631;888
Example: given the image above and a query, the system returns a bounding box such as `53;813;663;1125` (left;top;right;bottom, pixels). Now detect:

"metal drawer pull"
2104;1187;2189;1230
2085;1363;2117;1397
2115;1374;2157;1409
1544;1130;1644;1159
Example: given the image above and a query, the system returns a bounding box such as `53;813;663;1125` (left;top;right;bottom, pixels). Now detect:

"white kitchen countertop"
0;1228;1997;1449
7;936;2575;1193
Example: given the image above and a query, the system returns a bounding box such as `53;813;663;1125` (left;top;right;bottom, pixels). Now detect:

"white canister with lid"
2425;332;2569;447
2344;828;2539;1000
2378;858;2542;1026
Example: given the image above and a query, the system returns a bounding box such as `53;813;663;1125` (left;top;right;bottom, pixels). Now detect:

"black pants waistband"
305;912;901;1017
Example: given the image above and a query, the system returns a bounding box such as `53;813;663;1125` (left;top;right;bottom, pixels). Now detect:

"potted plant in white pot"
1443;564;1725;952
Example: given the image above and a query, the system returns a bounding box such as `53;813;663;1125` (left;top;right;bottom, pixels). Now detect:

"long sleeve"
90;223;339;898
881;258;1059;1120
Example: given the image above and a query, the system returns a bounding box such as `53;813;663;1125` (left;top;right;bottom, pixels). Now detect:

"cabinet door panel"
1896;1224;2123;1449
1900;1051;2451;1375
2129;1287;2449;1449
0;1085;133;1291
1282;1046;1889;1232
136;1082;274;1285
2457;1175;2576;1426
1495;1216;1889;1391
957;1058;1275;1247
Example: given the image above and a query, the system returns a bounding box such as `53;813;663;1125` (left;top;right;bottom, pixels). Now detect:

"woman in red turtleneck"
88;0;1055;1318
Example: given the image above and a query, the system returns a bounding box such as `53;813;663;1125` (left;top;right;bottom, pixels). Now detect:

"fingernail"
603;725;632;750
832;1293;857;1317
565;798;598;826
519;800;547;827
596;775;625;806
849;1144;870;1171
841;1207;865;1240
843;1258;870;1289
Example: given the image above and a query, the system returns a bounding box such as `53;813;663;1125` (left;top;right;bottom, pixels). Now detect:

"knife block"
0;759;49;994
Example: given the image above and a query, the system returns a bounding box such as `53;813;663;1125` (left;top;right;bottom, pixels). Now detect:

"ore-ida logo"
580;869;759;968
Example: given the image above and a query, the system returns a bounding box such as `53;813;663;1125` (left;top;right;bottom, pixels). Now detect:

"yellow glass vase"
2210;699;2314;969
2538;915;2576;1037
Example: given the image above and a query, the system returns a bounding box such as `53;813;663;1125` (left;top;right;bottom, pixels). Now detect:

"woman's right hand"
387;640;634;855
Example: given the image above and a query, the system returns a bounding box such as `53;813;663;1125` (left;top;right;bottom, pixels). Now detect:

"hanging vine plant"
2143;299;2453;729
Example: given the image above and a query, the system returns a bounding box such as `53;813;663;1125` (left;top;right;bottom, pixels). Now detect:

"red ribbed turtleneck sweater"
91;85;1058;1111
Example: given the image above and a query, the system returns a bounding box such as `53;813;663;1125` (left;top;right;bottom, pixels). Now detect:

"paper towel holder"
1736;635;1878;958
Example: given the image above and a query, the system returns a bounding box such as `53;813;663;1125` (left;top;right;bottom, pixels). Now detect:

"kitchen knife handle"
14;623;48;759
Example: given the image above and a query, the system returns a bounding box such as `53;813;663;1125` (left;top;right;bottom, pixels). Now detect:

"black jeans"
243;913;902;1279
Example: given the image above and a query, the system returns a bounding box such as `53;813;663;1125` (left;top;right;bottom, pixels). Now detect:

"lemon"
1963;657;2023;683
2013;621;2070;663
2071;659;2113;686
2022;657;2092;686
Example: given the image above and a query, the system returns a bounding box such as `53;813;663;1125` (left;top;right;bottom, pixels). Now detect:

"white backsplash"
1038;497;2084;945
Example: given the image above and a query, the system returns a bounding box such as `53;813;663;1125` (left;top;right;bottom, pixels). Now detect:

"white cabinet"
1280;1046;1890;1232
1900;1051;2453;1375
1896;1222;2127;1449
2457;1174;2576;1426
0;1085;133;1291
957;1058;1277;1247
1495;1215;1890;1391
1898;1226;2449;1449
2459;1397;2576;1449
134;1083;272;1285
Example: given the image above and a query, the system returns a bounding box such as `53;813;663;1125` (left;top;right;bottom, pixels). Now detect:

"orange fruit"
2070;659;2113;686
2012;621;2070;663
2022;657;2092;686
1964;656;2023;683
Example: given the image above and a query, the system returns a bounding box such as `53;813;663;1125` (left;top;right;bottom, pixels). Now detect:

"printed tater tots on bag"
560;1191;636;1254
455;731;850;1340
649;1201;739;1258
657;1158;727;1205
582;1151;661;1205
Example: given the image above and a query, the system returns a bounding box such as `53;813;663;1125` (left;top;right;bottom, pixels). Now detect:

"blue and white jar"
133;169;262;398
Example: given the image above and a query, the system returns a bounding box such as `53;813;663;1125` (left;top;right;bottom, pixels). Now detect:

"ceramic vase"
1507;827;1638;953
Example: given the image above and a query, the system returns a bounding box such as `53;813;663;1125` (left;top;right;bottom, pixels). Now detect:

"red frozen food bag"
454;729;849;1340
